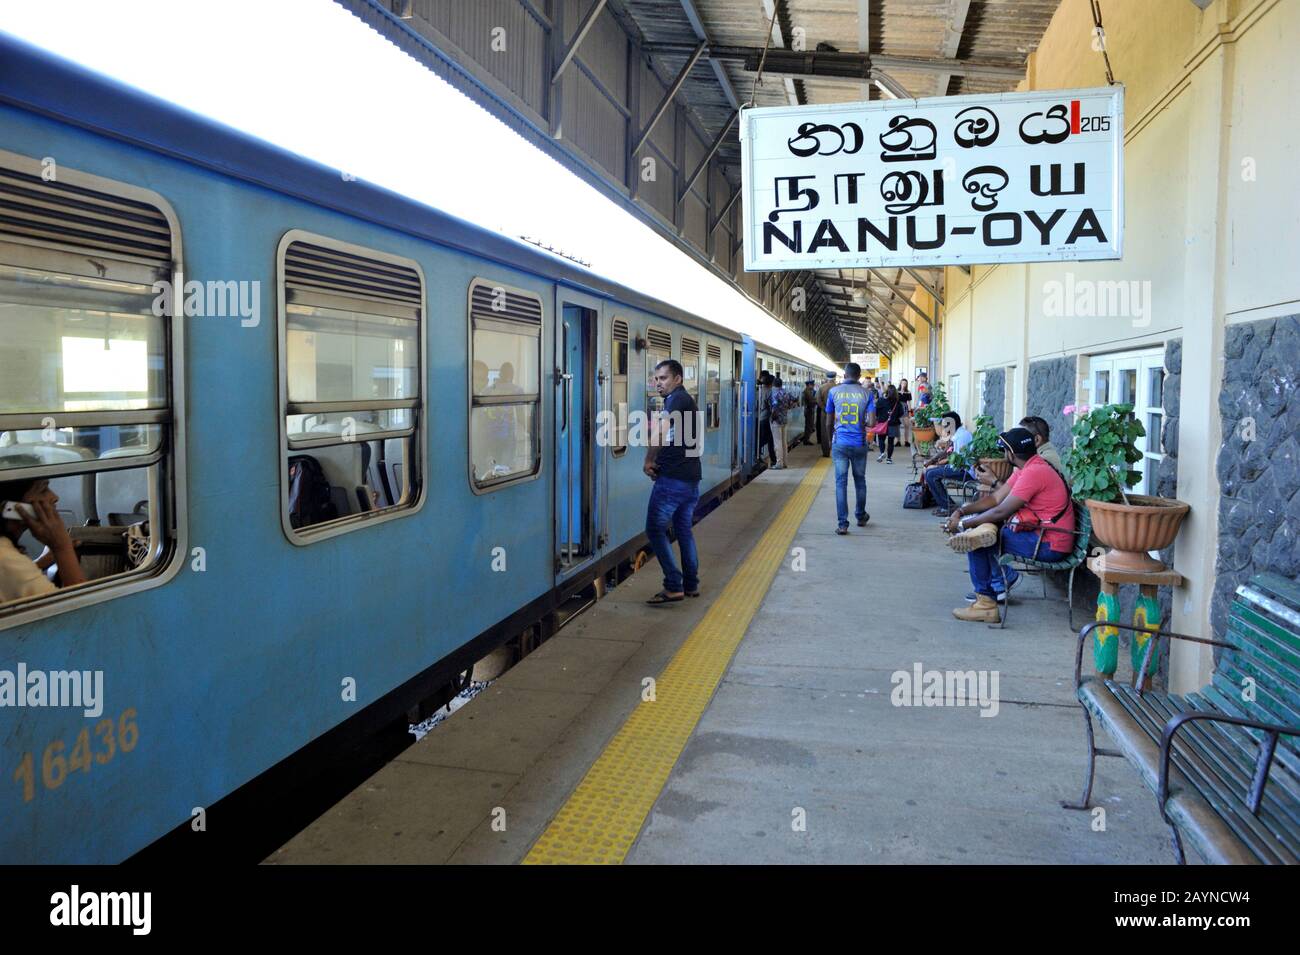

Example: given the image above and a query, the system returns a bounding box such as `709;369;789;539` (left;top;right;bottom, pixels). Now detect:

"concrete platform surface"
268;443;1172;865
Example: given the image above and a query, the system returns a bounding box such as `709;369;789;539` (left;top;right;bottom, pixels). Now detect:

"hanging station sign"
739;86;1124;271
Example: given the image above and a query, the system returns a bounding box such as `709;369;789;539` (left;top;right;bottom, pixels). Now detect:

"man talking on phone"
0;471;87;603
643;359;701;605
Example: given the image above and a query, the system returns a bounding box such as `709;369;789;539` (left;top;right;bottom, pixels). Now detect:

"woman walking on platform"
875;384;904;463
898;378;913;447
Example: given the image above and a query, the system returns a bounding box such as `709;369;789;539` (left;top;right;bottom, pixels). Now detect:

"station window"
278;233;426;539
646;327;671;415
681;336;701;403
469;279;542;490
705;344;721;430
610;318;629;456
0;152;182;621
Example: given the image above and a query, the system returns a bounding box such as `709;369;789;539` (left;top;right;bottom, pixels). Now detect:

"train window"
705;344;721;430
681;337;700;403
278;233;426;540
645;326;671;415
468;279;542;490
0;152;183;622
610;318;629;456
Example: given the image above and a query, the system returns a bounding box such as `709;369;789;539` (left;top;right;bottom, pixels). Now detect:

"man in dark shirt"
799;380;817;445
644;359;703;604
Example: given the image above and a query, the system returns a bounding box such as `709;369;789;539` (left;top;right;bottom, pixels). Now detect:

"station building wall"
892;0;1298;691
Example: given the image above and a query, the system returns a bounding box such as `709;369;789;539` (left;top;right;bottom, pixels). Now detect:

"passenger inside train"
0;469;87;602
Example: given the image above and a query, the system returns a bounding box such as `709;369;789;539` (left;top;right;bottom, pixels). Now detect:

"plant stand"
1086;554;1182;678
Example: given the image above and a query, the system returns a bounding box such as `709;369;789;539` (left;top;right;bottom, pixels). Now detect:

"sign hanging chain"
746;5;781;109
1090;1;1118;86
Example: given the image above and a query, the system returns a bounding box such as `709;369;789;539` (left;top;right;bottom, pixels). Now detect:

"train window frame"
467;277;544;494
275;230;428;544
645;325;672;415
705;343;722;430
610;317;630;457
0;149;188;630
681;336;701;403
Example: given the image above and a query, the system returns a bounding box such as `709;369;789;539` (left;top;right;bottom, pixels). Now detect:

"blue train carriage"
0;37;763;863
749;342;819;461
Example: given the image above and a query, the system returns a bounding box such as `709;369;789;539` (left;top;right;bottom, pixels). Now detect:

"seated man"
943;427;1075;623
920;411;974;516
0;473;87;603
975;415;1069;491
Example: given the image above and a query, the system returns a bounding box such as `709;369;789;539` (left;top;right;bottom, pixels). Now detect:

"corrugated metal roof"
335;0;1061;357
610;0;1061;349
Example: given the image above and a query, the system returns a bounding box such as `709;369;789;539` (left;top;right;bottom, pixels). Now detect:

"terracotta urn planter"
979;457;1013;483
1084;495;1190;573
912;423;937;444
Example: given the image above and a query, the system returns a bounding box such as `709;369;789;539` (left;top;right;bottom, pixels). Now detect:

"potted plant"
949;414;1010;481
910;381;948;445
1063;402;1189;573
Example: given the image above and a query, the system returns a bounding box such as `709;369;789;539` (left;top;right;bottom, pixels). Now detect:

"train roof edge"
0;31;809;354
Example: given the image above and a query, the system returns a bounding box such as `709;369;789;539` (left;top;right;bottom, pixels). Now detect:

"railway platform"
268;445;1170;865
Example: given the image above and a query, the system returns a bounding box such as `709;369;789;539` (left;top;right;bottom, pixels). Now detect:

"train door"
731;345;744;476
555;289;601;577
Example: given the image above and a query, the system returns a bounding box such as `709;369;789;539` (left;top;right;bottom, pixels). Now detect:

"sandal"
646;591;685;605
685;590;700;598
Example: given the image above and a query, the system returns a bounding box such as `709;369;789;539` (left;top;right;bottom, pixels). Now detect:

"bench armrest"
1157;711;1300;824
1071;621;1234;690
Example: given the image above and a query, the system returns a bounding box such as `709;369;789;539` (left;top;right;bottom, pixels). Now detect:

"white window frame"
467;277;543;494
0;150;187;629
276;230;428;541
1084;347;1164;497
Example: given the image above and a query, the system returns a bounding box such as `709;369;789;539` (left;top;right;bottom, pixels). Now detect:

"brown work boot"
953;594;1000;623
947;522;998;553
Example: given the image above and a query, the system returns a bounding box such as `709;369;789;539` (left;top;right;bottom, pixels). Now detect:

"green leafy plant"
912;381;949;429
1062;402;1145;502
948;414;999;470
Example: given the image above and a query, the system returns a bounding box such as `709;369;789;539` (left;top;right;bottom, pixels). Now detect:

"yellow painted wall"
893;0;1297;690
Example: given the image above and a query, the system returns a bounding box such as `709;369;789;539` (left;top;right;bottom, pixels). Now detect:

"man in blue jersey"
825;362;875;535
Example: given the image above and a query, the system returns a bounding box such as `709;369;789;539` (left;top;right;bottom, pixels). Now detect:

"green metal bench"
994;500;1092;631
1063;573;1300;864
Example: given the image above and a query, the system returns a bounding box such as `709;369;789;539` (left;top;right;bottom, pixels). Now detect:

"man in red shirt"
942;428;1075;623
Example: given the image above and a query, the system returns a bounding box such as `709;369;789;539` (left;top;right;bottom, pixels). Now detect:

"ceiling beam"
632;40;707;157
904;266;944;306
869;268;933;326
678;110;737;204
643;44;1026;81
676;0;741;111
551;0;609;83
934;0;973;96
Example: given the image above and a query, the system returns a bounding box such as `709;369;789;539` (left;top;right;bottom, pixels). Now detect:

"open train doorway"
555;290;600;577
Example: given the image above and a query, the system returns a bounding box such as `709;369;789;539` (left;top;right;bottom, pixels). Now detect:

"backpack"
288;454;338;529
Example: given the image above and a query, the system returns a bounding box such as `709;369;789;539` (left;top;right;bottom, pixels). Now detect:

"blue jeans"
831;442;868;527
925;464;972;511
968;526;1067;597
646;477;700;593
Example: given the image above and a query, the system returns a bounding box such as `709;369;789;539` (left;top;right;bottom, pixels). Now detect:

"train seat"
96;449;150;525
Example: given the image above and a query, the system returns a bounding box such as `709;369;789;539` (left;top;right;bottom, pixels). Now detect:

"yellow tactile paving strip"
523;459;829;864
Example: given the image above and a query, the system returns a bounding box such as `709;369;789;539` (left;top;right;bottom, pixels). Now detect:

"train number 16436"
12;708;139;803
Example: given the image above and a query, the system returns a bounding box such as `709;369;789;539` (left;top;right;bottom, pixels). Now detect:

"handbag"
903;481;931;509
869;420;889;436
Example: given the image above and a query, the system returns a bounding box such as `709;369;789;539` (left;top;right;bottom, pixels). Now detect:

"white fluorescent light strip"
2;0;834;367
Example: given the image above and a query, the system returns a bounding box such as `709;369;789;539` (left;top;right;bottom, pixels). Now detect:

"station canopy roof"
348;0;1062;358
